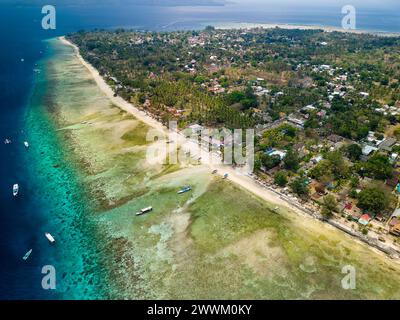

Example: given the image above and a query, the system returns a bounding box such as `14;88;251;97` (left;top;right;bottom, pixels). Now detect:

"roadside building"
378;138;397;152
358;214;372;226
361;145;378;161
287;114;306;128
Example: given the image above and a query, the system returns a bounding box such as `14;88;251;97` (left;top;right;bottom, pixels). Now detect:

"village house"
186;124;204;137
358;214;372;226
361;145;378;161
378;138;397;152
287;114;306;128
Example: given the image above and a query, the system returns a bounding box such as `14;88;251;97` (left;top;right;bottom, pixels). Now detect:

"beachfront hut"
358;214;372;226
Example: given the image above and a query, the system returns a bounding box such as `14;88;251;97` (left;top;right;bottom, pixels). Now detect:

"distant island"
15;0;228;7
67;26;400;256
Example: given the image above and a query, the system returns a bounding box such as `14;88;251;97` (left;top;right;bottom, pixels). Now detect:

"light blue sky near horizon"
8;0;400;7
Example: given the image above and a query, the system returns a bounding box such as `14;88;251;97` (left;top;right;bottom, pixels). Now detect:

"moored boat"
22;249;32;261
24;141;29;148
178;186;192;194
13;184;19;197
45;233;56;244
136;206;153;216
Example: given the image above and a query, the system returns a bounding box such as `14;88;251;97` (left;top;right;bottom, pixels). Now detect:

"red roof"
344;203;352;210
359;214;371;222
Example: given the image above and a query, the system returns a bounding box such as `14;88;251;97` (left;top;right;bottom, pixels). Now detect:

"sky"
8;0;400;9
231;0;400;9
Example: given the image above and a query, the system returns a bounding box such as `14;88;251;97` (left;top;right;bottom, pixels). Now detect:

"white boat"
13;184;19;197
22;249;32;261
178;186;191;194
45;233;56;244
4;139;11;144
136;206;153;216
24;141;29;148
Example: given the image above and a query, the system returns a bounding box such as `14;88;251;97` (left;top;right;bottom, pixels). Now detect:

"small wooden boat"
178;186;191;194
136;206;153;216
22;249;32;261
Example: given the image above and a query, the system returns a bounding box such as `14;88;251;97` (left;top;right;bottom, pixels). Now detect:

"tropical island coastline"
21;28;400;299
60;28;400;261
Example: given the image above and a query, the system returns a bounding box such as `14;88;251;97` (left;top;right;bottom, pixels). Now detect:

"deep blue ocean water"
0;0;400;299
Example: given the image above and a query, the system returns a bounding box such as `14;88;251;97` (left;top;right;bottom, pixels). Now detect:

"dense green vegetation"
68;28;400;133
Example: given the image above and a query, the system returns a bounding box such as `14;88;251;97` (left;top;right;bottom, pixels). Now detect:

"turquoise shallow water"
22;40;110;299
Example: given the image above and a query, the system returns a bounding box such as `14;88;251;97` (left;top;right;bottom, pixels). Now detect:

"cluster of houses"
251;78;270;97
206;78;226;94
184;124;234;153
184;59;198;74
375;104;400;116
361;132;398;162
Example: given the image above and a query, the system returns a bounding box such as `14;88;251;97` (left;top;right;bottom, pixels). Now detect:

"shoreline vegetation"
59;34;400;260
49;32;400;298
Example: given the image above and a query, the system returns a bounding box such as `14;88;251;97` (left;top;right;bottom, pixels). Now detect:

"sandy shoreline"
59;36;400;261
